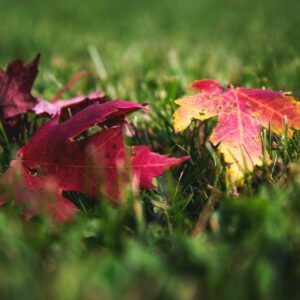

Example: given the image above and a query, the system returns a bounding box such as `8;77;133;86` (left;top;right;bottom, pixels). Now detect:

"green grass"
2;0;300;299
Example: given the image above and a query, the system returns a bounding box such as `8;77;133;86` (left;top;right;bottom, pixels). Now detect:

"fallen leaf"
0;55;40;122
174;79;300;181
1;100;188;221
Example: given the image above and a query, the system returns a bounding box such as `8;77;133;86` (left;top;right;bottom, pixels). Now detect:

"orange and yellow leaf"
174;79;300;181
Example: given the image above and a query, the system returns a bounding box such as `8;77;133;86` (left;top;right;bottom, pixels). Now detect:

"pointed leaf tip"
190;79;223;95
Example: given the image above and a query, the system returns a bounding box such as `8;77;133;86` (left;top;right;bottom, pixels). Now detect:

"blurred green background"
2;0;300;299
1;0;300;57
1;0;300;93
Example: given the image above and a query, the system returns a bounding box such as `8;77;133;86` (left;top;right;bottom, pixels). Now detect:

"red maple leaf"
1;100;188;222
0;55;40;122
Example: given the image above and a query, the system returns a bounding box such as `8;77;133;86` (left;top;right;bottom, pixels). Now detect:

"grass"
1;0;300;299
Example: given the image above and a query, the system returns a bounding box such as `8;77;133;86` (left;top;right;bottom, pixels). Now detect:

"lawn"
1;0;300;299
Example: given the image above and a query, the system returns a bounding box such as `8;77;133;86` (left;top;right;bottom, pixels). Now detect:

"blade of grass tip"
67;107;73;119
175;144;193;164
261;127;269;173
0;121;9;145
29;115;37;137
205;141;220;169
295;131;300;159
88;45;108;81
205;141;224;186
289;136;299;160
88;45;117;98
77;197;88;213
164;208;173;235
284;115;289;163
47;71;63;89
191;186;221;238
270;153;278;179
174;163;187;197
268;122;272;159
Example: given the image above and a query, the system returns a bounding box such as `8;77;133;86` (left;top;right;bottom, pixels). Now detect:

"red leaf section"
0;161;78;223
190;79;223;95
131;146;188;188
1;100;188;222
0;55;40;122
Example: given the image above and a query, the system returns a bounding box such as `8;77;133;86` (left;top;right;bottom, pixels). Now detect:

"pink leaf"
33;91;107;120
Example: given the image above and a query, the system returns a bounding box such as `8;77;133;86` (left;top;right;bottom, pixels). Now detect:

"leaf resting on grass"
1;100;189;222
174;79;300;181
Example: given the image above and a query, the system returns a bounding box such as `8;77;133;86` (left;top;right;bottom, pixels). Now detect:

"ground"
1;0;300;299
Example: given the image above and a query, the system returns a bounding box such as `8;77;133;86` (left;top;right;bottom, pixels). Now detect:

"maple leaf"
0;55;40;122
1;100;188;221
174;79;300;181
